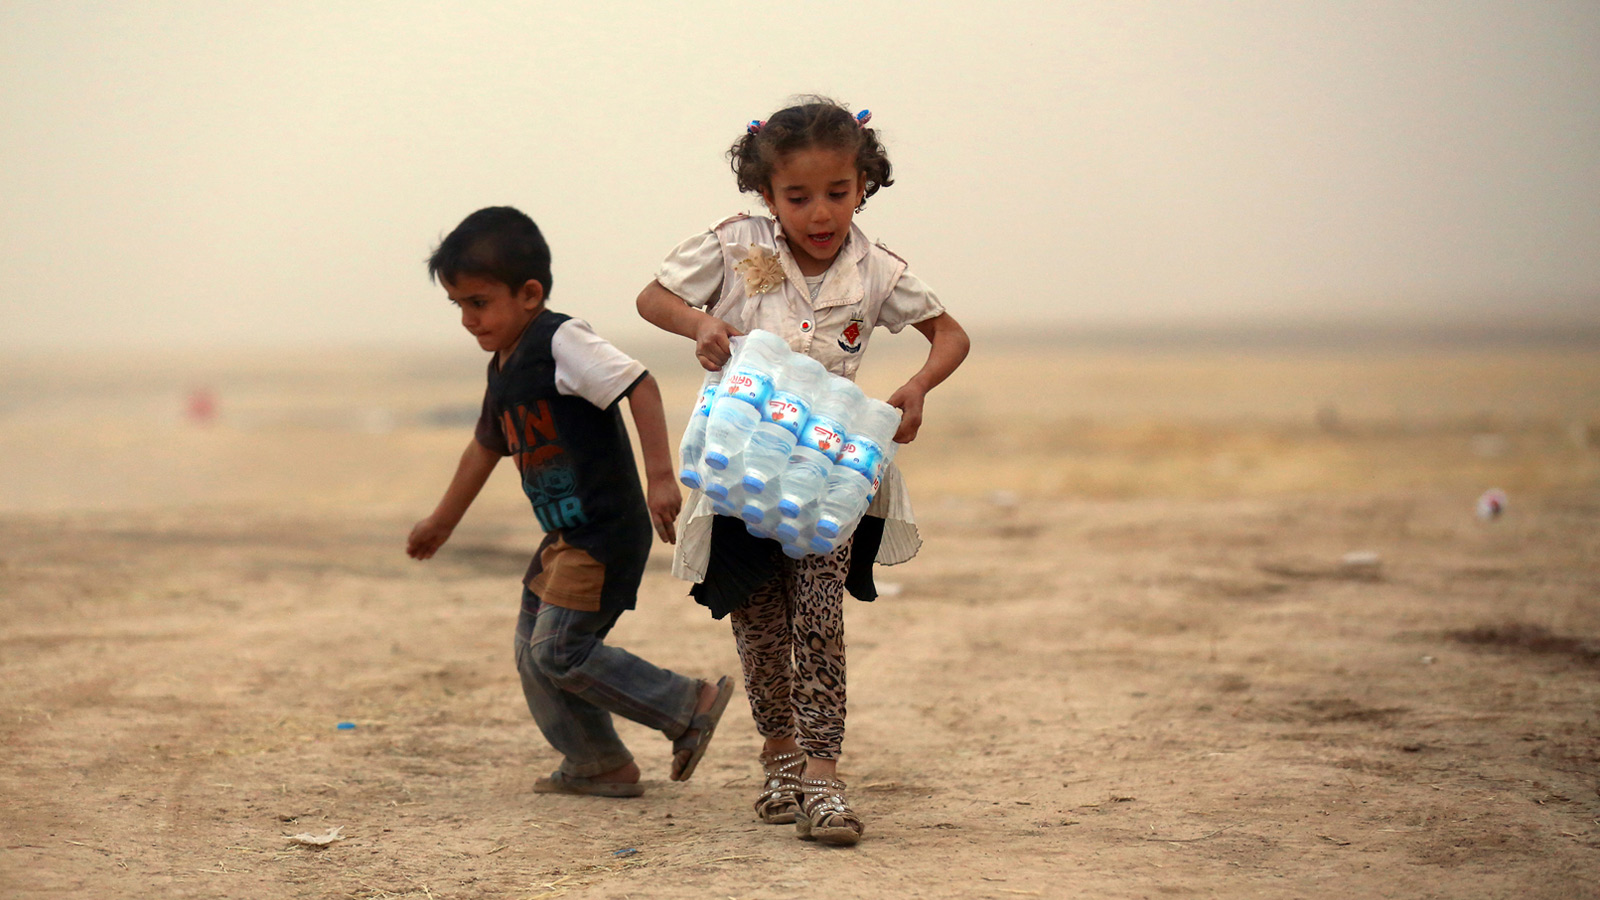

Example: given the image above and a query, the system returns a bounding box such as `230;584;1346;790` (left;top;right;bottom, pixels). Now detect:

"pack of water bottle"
677;330;902;559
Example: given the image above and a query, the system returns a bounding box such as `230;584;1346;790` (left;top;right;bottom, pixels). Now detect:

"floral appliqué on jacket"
731;244;785;297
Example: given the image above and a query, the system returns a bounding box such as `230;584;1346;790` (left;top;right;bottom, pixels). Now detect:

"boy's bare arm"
626;373;682;544
636;280;743;371
886;312;971;444
407;438;501;559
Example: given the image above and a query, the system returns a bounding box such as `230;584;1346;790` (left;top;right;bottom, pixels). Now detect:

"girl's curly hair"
728;96;893;210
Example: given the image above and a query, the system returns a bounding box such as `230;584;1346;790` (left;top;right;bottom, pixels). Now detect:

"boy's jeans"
513;589;700;778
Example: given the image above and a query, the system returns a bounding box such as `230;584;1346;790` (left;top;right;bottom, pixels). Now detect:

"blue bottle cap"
741;503;765;524
815;518;841;539
704;451;729;470
782;543;809;559
778;499;800;517
775;522;800;543
679;469;703;490
742;475;765;494
705;482;728;501
809;535;834;554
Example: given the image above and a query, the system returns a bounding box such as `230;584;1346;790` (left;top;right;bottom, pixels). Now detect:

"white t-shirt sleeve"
877;270;946;333
551;318;648;409
654;230;725;309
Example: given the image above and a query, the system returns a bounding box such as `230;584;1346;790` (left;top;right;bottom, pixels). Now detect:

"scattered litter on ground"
286;826;345;848
1340;550;1381;571
1476;488;1507;520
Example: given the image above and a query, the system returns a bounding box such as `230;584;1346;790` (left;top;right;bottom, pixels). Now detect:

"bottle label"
837;436;883;481
721;367;773;408
693;382;718;418
764;391;811;437
798;416;846;459
868;445;892;498
868;466;887;501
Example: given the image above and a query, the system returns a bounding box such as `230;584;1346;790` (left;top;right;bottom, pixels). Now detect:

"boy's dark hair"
728;96;893;210
427;206;553;296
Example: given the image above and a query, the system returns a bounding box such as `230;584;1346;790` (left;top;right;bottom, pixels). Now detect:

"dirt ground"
2;341;1597;898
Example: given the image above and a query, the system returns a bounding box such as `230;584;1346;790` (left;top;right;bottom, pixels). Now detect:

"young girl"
636;97;969;845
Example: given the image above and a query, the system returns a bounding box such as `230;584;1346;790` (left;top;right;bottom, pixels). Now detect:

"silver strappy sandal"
796;776;863;845
755;749;805;824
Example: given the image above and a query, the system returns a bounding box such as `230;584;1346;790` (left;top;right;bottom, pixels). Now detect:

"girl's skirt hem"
688;515;887;619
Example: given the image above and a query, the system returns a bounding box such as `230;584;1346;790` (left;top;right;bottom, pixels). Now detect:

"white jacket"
655;213;944;582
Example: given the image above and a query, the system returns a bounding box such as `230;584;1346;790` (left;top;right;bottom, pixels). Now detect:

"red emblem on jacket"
838;317;865;354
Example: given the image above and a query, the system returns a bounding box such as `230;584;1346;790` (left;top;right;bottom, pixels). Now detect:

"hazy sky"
2;1;1597;350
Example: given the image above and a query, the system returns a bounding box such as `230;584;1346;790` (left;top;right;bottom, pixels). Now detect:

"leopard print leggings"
729;541;852;760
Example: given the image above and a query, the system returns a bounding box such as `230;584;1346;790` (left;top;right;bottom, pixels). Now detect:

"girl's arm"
624;373;682;544
886;311;971;443
636;280;743;371
407;438;501;559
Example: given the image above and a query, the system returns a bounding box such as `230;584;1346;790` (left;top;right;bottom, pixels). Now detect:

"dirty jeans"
513;589;700;778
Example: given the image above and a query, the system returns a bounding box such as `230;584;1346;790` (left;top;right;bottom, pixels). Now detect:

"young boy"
407;206;732;796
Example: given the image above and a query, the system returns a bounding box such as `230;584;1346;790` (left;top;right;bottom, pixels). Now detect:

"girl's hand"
646;475;682;544
693;318;743;371
886;382;927;443
407;515;454;559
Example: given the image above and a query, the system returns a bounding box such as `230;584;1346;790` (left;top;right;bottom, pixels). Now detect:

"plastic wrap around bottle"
739;468;784;527
677;370;722;490
814;400;903;546
702;331;789;472
808;439;899;554
741;355;827;495
707;459;749;515
677;330;901;557
742;499;784;540
769;376;862;554
780;519;823;559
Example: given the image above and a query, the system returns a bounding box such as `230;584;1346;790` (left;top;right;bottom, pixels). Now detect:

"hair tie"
747;119;765;134
855;109;872;127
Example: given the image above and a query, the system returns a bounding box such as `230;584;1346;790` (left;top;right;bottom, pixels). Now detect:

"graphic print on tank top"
499;399;588;533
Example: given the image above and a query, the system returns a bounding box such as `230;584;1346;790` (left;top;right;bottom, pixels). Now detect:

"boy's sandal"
670;676;734;782
754;749;806;824
796;776;863;846
532;771;645;798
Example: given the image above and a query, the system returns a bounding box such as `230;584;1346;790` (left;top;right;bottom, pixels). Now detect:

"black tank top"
483;311;652;611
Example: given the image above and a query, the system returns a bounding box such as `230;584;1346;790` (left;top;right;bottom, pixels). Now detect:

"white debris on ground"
1340;550;1381;571
1476;488;1507;520
286;826;346;848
